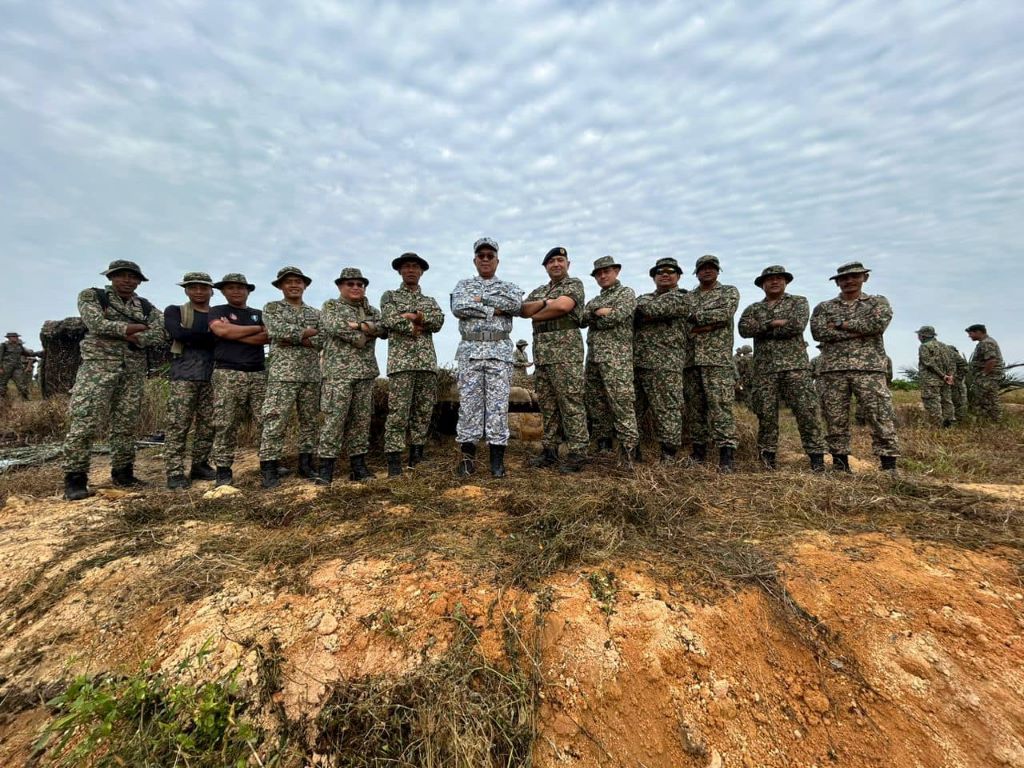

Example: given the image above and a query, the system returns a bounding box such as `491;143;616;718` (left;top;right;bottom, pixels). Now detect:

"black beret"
543;247;568;265
965;324;987;333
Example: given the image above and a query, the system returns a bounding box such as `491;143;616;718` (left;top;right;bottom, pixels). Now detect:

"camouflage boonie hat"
915;326;936;337
473;237;499;253
694;254;720;273
590;255;621;276
542;246;568;265
101;259;148;281
754;265;793;287
392;252;429;271
213;273;256;291
271;266;312;288
177;271;214;287
649;257;682;277
829;261;870;281
965;324;986;333
516;339;528;347
334;267;369;286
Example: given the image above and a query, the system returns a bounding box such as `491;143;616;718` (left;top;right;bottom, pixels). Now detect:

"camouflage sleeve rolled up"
971;338;1004;375
529;277;585;366
738;294;811;373
810;294;892;373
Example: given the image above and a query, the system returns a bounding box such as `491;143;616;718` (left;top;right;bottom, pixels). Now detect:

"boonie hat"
829;261;870;281
177;271;214;287
392;252;429;271
102;259;148;281
272;266;312;288
649;257;682;277
590;255;621;276
694;254;720;273
516;339;528;347
335;267;369;287
915;326;936;337
213;273;256;291
754;265;794;287
543;246;568;265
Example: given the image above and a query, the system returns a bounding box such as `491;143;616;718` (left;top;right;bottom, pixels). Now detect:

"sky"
1;0;1022;373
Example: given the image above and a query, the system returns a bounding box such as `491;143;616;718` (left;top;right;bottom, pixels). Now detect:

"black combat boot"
559;452;585;474
189;461;216;481
314;458;335;486
759;451;777;470
880;455;897;472
214;466;233;487
831;454;852;473
111;464;147;487
260;460;280;489
808;453;825;473
63;472;94;501
349;454;373;482
660;443;677;464
298;452;317;479
166;474;190;490
632;445;643;462
387;452;403;478
528;447;558;468
596;437;614;454
457;442;477;477
718;446;736;474
690;443;707;465
489;444;507;478
408;445;425;468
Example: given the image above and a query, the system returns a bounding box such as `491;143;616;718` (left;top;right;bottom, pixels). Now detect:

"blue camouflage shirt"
450;275;523;363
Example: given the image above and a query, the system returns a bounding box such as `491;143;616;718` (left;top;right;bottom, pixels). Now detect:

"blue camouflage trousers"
456;358;511;445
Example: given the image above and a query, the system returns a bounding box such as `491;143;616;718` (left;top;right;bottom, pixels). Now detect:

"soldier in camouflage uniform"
734;346;753;406
521;247;589;473
915;326;956;427
259;266;321;488
316;268;384;485
0;333;39;401
581;256;639;462
381;252;445;477
943;341;970;422
450;238;523;478
965;323;1004;422
738;266;826;471
634;257;690;463
163;272;217;489
512;340;532;387
810;261;899;472
62;260;167;500
683;254;740;472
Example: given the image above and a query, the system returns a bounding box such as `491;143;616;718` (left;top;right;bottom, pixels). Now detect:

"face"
474;247;498;279
544;255;569;281
219;283;251;307
835;272;866;296
339;279;366;301
278;275;307;300
967;329;983;341
593;265;620;289
653;267;680;293
109;270;142;298
184;283;213;304
696;264;719;286
761;275;787;296
399;262;423;286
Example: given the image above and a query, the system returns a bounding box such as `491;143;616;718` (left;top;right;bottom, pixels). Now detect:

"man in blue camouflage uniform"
450;238;523;478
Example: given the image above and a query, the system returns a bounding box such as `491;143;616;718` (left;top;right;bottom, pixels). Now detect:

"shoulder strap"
170;302;194;356
93;287;153;319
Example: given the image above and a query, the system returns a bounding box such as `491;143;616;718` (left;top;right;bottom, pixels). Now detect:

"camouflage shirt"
77;286;166;372
527;276;586;366
633;288;690;371
686;282;739;368
263;299;322;382
917;338;954;384
450;275;523;363
738;293;813;374
0;341;29;372
971;337;1004;377
809;293;892;374
581;281;636;364
380;284;445;374
943;343;969;376
320;297;383;381
513;347;530;371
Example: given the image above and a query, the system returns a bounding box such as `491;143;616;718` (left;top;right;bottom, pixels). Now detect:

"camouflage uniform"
684;282;740;449
512;343;532;388
943;343;970;422
810;353;826;415
582;279;639;450
62;286;166;473
634;288;690;449
380;284;445;453
317;295;383;458
969;335;1004;422
810;293;899;457
734;348;753;405
527;277;589;454
916;333;955;425
260;299;321;461
164;298;216;477
0;338;33;400
738;294;826;456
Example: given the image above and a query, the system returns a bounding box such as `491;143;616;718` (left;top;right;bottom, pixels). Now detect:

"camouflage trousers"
0;366;29;400
820;372;899;457
319;377;374;458
751;369;826;454
62;361;145;473
920;381;955;425
511;369;532;388
384;370;437;453
585;359;638;449
635;368;684;448
456;358;511;445
684;365;738;449
259;380;320;461
951;378;968;422
164;379;215;475
970;375;1003;422
211;368;266;468
535;361;589;454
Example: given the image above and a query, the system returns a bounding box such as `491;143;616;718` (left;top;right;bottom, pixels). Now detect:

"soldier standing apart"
521;247;589;473
0;332;39;401
512;340;533;387
381;252;445;477
738;266;826;472
810;261;899;472
316;268;384;485
260;267;321;488
634;257;690;463
734;346;753;405
62;260;166;500
965;323;1004;422
163;272;217;489
581;256;639;463
208;273;269;487
683;254;740;472
450;238;523;478
943;341;970;423
915;326;956;427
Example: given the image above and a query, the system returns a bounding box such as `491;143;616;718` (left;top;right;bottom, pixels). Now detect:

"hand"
125;333;142;345
210;317;229;327
347;321;360;330
595;307;612;318
126;323;148;335
302;327;318;338
943;374;954;385
769;319;788;328
400;312;418;321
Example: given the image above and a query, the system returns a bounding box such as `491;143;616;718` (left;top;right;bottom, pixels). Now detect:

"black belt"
534;317;579;334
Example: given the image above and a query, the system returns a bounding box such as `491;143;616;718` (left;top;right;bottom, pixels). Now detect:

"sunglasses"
655;268;679;275
340;281;366;288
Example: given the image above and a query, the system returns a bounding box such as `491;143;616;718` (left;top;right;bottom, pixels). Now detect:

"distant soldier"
684;254;740;472
581;256;639;463
316;268;384;485
810;344;826;414
733;346;753;405
738;266;826;471
521;247;589;473
633;257;689;463
260;267;321;488
942;341;970;422
965;323;1004;422
512;340;533;387
163;272;217;489
810;261;899;472
915;326;956;427
208;273;269;487
381;252;445;477
62;260;166;500
450;238;523;477
0;332;39;401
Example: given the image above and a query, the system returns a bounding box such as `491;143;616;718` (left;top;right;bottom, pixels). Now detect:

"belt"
534;317;579;334
461;331;510;342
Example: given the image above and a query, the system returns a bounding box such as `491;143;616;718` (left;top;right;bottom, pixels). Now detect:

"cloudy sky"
2;0;1021;372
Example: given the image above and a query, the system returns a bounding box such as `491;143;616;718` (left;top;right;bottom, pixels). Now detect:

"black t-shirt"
209;304;266;372
164;304;215;382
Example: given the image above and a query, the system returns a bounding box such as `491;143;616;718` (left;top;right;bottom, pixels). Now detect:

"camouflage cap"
740;345;753;354
516;339;528;347
965;323;987;333
829;261;870;281
334;267;369;286
754;265;794;287
177;271;214;287
542;246;568;265
101;259;148;281
392;252;429;271
649;257;682;277
271;266;312;288
694;254;720;273
915;325;936;337
213;273;256;291
473;237;499;253
590;255;621;276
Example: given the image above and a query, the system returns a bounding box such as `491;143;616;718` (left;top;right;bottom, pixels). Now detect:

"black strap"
94;287;153;319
